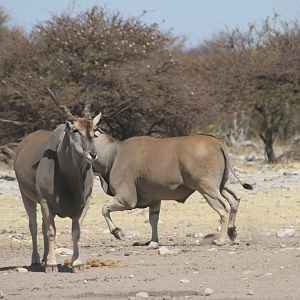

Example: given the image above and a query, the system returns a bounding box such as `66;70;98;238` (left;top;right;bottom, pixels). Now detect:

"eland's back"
15;130;51;202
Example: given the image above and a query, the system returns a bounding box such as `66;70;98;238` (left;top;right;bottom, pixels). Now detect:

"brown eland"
14;90;101;272
93;130;252;248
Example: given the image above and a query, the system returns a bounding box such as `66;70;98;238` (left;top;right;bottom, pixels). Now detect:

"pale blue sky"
1;0;300;47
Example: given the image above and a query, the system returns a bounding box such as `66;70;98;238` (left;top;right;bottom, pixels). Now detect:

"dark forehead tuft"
74;119;93;133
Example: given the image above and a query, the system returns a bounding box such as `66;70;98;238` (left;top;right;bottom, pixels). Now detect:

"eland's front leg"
102;193;136;240
71;199;89;273
71;220;84;273
102;198;127;240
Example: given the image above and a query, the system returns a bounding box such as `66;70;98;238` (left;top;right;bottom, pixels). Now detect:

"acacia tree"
0;7;207;142
193;15;300;162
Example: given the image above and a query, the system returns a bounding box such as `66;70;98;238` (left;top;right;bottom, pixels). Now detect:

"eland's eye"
72;128;80;134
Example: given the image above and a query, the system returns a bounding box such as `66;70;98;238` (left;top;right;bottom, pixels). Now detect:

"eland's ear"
93;112;102;127
65;120;73;130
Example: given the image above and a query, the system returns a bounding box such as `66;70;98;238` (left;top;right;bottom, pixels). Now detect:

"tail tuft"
242;183;253;190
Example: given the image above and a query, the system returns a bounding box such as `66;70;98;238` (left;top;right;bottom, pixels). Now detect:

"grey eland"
14;91;101;272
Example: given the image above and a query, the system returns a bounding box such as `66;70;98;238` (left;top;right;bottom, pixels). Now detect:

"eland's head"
47;88;101;162
64;114;101;161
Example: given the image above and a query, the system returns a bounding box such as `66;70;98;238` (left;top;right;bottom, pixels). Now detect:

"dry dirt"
0;161;300;300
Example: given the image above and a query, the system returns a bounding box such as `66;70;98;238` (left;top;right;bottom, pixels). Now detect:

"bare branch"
103;100;138;119
0;119;29;127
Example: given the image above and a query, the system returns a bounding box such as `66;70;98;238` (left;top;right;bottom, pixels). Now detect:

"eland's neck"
57;132;89;180
93;133;119;178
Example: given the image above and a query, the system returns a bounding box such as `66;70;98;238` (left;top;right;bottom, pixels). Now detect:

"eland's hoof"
112;227;126;240
30;263;42;272
146;241;159;250
132;240;151;246
72;264;85;273
228;226;237;241
45;264;58;273
132;241;143;246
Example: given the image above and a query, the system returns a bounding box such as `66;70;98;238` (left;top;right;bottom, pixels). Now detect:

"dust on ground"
0;162;300;300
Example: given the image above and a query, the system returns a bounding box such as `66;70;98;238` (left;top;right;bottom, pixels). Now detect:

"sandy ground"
0;161;300;300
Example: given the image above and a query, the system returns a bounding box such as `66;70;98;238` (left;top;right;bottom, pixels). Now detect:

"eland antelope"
93;131;252;248
14;91;101;272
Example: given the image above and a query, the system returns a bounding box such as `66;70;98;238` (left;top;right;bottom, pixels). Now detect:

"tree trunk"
260;131;276;163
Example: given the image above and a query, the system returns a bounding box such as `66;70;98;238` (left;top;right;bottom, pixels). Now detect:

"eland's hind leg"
40;200;57;272
147;201;161;249
199;189;231;246
222;187;240;241
132;201;161;249
21;194;40;266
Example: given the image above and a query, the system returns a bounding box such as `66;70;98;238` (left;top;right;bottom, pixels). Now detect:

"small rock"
158;246;182;256
194;232;204;238
0;229;6;234
245;153;257;162
136;291;149;298
179;279;190;283
186;232;194;238
129;274;135;278
277;228;296;238
186;232;202;238
207;247;217;252
16;267;28;273
54;247;73;256
83;279;88;284
158;246;171;255
9;234;29;243
204;287;213;296
247;290;254;295
0;291;3;299
282;171;297;176
170;248;182;255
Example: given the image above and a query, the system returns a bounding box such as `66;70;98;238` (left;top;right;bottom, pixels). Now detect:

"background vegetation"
0;6;299;163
